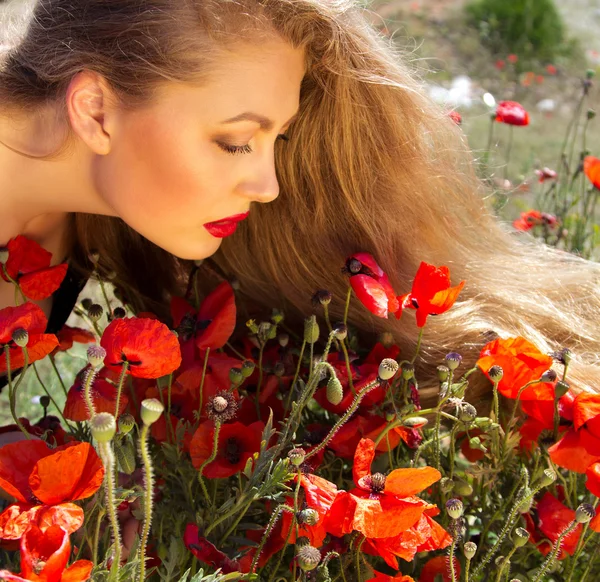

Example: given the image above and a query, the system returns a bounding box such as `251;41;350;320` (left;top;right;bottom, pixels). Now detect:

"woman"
0;0;599;411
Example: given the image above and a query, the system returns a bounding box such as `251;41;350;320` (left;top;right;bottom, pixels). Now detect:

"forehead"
151;39;307;123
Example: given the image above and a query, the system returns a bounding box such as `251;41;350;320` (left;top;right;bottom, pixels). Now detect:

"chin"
164;237;223;261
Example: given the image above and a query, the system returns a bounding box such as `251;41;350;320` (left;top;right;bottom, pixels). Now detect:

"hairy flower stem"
5;346;31;438
285;340;306;414
448;532;458;582
464;558;471;582
113;361;130;419
503;125;514;181
566;499;600;582
138;422;156;582
495;548;516;582
255;342;266;420
83;367;98;420
410;327;425;365
304;379;380;461
49;354;68;398
341;287;355;395
532;520;579;582
198;420;222;503
250;505;294;573
434;369;453;471
98;442;122;572
501;379;542;455
472;479;541;577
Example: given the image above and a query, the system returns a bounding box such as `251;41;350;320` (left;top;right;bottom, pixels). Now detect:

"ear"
66;71;117;155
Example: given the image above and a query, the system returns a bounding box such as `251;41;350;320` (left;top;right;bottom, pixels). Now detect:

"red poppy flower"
495;59;505;70
0;524;92;581
546;64;557;75
63;365;129;421
395;262;465;327
183;524;241;574
171;281;236;363
346;253;400;318
507;54;518;63
448;111;462;125
0;236;68;301
0;441;104;540
535;167;558;183
513;210;558;231
523;492;582;558
324;438;441;539
476;336;555;400
368;572;415;582
100;317;182;379
363;508;451;569
585;462;600;498
281;473;338;547
190;420;264;478
419;555;460;582
0;303;59;374
549;393;600;472
53;326;96;354
584;156;600;189
495;101;529;126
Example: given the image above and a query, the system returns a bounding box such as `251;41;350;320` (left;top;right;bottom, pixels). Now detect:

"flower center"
225;438;241;465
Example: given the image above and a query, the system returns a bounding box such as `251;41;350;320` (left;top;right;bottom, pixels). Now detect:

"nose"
238;157;280;204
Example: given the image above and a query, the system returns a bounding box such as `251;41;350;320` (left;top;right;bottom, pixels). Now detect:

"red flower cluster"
513;210;558;232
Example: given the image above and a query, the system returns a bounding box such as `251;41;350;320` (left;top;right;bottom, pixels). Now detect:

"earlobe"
66;71;114;155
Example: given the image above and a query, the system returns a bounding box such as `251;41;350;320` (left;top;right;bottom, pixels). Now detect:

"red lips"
203;212;249;238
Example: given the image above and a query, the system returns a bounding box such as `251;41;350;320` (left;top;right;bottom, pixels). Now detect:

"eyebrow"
219;111;299;131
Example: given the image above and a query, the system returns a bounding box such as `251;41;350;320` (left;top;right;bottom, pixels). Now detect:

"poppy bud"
298;508;320;526
90;412;117;443
445;352;462;371
259;321;276;341
463;541;477;560
88;304;104;321
278;334;289;348
495;556;508;568
326;376;344;406
512;527;530;548
115;440;136;474
81;298;93;311
0;247;8;264
468;436;487;453
453;479;473;496
141;398;164;426
118;413;136;435
440;477;454;494
403;416;428;428
246;319;259;335
446;498;464;519
488;365;503;382
540;369;557;382
586;69;595;80
271;309;284;324
554;380;570;398
517;489;533;513
378;358;399;381
576;503;595;524
207;392;238;422
311;289;332;306
332;323;347;341
288;447;306;466
384;408;396;422
379;331;394;348
537;469;557;488
437;365;449;382
229;367;244;386
297;544;321;571
304;316;320;344
113;307;126;319
87;345;107;368
588;109;596;120
239;360;255;378
459;403;477;423
401;363;414;380
12;328;28;348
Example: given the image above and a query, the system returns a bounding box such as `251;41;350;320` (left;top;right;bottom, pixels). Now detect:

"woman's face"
94;39;306;260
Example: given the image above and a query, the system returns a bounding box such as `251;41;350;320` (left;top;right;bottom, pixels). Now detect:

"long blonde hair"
2;0;599;406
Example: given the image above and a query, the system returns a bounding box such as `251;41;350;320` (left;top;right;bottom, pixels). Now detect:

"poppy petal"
549;429;600;473
61;560;94;582
19;264;68;301
353;438;376;485
350;275;389;318
0;440;53;503
385;466;441;497
20;524;71;580
196;282;237;350
584;156;600;189
29;442;104;505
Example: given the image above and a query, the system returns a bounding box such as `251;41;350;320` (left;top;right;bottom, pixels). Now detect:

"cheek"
97;114;222;222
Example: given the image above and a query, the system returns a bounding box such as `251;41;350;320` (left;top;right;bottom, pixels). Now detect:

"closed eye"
217;133;290;156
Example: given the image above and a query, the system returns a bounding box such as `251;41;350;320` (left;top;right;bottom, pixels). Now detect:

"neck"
0;105;117;248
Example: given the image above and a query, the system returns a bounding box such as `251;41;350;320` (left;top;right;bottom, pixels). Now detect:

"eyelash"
217;133;290;156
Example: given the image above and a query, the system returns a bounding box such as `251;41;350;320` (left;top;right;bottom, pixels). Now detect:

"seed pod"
113;307;126;319
436;365;449;382
459;403;477;423
576;503;595;524
446;498;464;519
90;412;117;443
453;479;473;497
513;527;530;548
241;360;255;378
118;413;136;435
288;447;306;467
445;352;462;371
140;398;164;426
488;365;503;382
540;369;557;382
87;345;107;368
440;477;454;494
463;541;477;560
537;469;556;488
297;544;321;571
403;416;428;428
401;363;414;380
326;376;344;406
88;304;104;321
378;358;399;381
332;323;347;341
298;508;320;526
11;328;28;348
311;289;332;306
40;395;51;409
229;367;244;386
554;380;570;398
